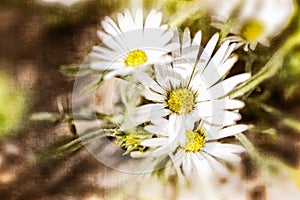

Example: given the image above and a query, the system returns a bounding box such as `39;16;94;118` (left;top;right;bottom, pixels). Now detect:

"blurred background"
0;0;300;199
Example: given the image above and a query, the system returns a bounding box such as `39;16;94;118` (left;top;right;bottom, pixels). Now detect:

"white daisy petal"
202;55;238;88
169;114;185;144
118;9;135;32
134;70;165;94
192;153;214;176
196;99;245;114
182;153;193;176
145;9;162;28
134;104;168;125
154;64;172;89
120;119;136;131
222;43;236;63
92;45;120;59
249;42;258;50
90;60;123;70
192;30;202;46
145;124;169;136
104;68;133;80
202;152;228;175
198;33;219;72
96;31;126;53
145;118;169;136
172;28;181;57
141;138;169;147
101;16;122;36
142;88;165;102
203;40;230;75
182;28;192;53
203;111;242;126
207;143;244;162
216;124;248;139
215;143;245;153
89;50;116;61
134;8;143;29
148;146;173;157
130;151;147;158
208;73;251;98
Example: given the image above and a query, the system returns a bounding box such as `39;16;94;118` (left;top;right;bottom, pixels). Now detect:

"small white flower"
173;125;246;178
124;32;250;131
209;0;294;50
132;119;248;179
90;9;176;79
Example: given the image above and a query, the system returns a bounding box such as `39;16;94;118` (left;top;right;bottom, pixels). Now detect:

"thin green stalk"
235;133;260;161
259;102;300;134
31;112;114;122
52;129;117;160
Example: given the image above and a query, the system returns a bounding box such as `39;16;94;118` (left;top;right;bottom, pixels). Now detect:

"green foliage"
114;127;152;154
30;112;72;122
0;72;27;138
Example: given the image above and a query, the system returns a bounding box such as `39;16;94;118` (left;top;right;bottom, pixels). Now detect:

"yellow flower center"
124;50;148;67
167;88;195;114
240;20;265;42
184;129;206;152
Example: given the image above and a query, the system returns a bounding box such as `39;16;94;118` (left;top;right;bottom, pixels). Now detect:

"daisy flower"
89;8;176;79
125;31;250;131
132;118;248;179
209;0;294;50
172;123;247;178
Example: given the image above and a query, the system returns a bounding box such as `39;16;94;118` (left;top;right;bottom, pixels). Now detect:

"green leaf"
30;112;72;122
282;118;300;133
259;103;300;134
34;128;117;162
60;64;97;76
55;128;116;158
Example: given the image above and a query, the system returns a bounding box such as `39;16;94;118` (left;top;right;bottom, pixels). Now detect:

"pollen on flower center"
167;88;195;114
124;50;148;67
240;20;265;42
184;129;206;152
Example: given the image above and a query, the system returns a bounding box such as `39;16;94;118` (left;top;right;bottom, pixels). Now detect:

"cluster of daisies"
86;1;293;180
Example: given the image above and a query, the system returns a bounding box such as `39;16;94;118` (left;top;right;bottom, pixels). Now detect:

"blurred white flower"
37;0;82;6
113;80;143;130
266;171;300;200
124;32;249;131
209;0;294;50
90;9;176;79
